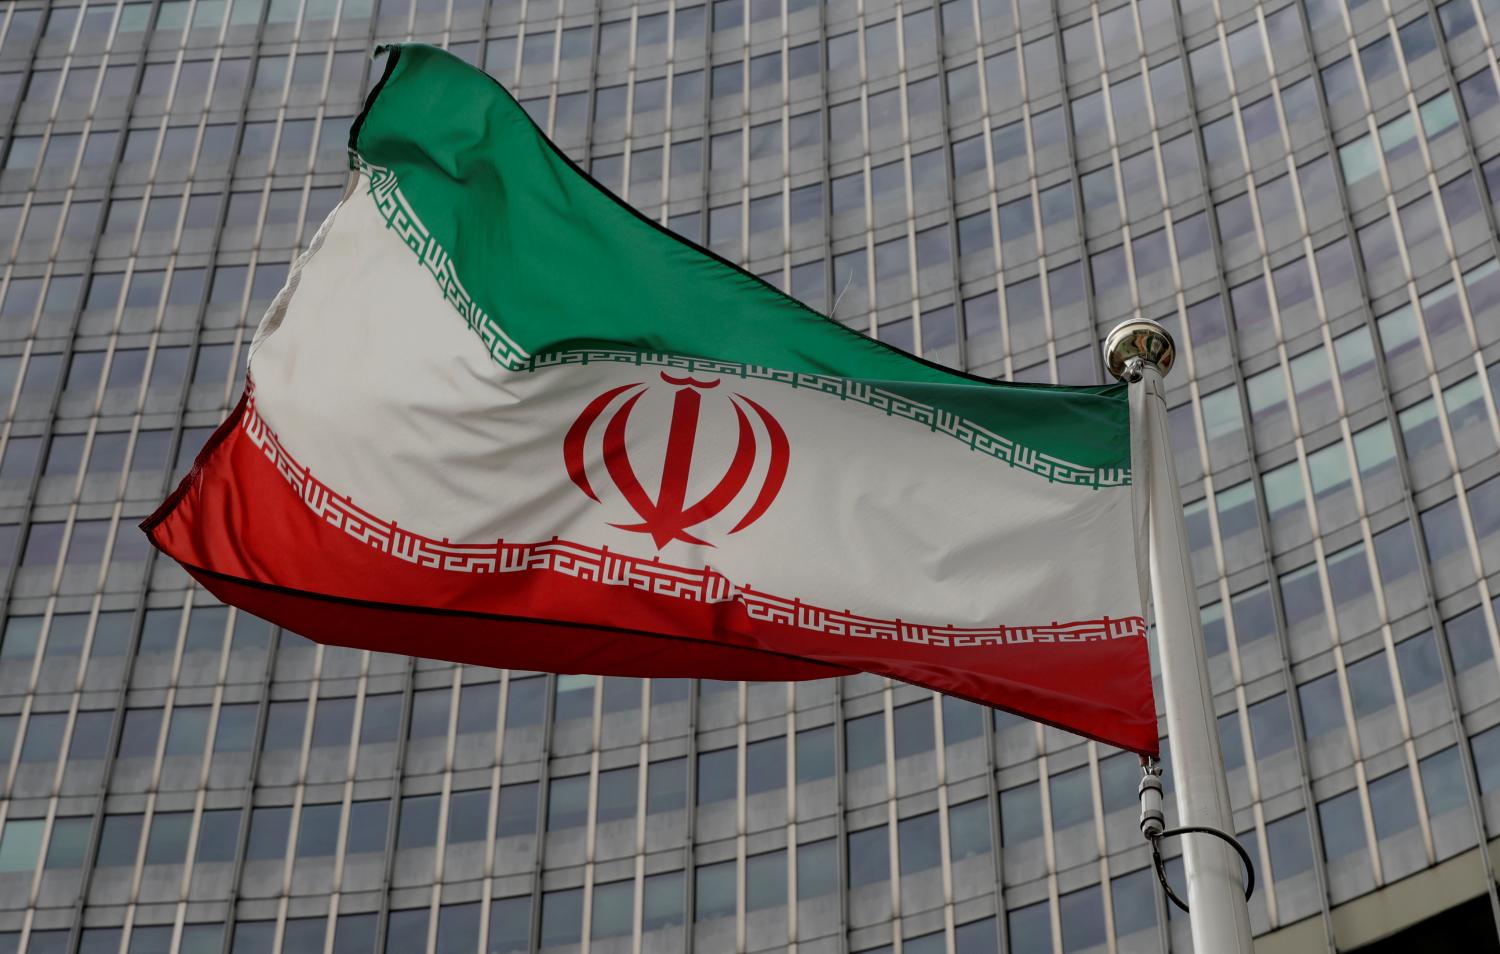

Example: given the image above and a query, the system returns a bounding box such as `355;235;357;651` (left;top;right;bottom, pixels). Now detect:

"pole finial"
1104;319;1176;383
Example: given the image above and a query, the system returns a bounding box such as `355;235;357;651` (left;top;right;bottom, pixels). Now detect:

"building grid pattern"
0;0;1498;951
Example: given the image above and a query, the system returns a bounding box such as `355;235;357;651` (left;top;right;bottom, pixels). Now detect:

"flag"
144;43;1157;755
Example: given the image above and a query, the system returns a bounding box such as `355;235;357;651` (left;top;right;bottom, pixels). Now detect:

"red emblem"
563;372;790;549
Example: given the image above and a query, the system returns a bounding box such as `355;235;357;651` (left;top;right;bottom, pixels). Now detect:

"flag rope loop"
1148;825;1257;913
1138;759;1256;913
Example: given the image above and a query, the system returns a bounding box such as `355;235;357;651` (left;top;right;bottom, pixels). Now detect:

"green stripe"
350;43;1131;474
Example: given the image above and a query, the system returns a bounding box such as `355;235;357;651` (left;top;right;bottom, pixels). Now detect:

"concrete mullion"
680;677;703;954
1037;1;1105;380
526;672;562;954
917;0;968;374
979;700;1014;953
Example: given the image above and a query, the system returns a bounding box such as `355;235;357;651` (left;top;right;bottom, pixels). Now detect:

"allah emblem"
563;372;790;549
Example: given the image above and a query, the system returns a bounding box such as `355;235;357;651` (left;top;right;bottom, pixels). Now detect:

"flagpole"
1104;318;1255;952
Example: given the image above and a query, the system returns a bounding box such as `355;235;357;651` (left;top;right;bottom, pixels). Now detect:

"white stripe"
248;169;1143;631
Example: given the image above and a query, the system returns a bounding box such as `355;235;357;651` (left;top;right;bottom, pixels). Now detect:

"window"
947;798;991;860
1299;672;1346;740
1103;870;1155;940
0;616;41;661
1420;747;1468;820
245;807;290;861
847;824;889;886
1232;585;1276;646
1318;790;1366;859
261;701;304;752
797;838;837;898
1266;812;1315;881
546;776;588;830
746;849;786;910
507;675;549;726
446;789;489;844
695;860;735;919
1422;498;1469;563
1446;606;1493;672
213;704;256;753
1396;631;1444;697
345;800;389;855
845;712;885;771
591;881;632;938
118;707;163;759
45;817;90;868
595;766;637;823
486;897;530;952
1000;782;1042;843
1327;543;1374;610
408;687;450;739
164;706;210;757
696;748;736;803
1417;98;1460;152
1060;885;1106;953
96;813;144;866
553;674;594;720
1263;462;1304;521
788;728;834;786
1009;901;1053;952
278;920;323;954
360;693;401;744
643;871;685;930
644;757;686;814
892;700;934;758
745;736;785;794
1097;752;1138;814
1369;770;1419;839
898;812;941;874
386;911;428;954
0;819;44;873
310;698;354;749
1219;712;1246;770
941;696;983;745
1050;767;1093;828
20;712;66;762
145;811;193;864
1249;694;1294;756
1347;652;1395;717
233;922;275;954
1469;703;1500;791
196;809;240;863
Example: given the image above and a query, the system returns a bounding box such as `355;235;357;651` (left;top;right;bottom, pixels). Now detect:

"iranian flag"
144;44;1158;755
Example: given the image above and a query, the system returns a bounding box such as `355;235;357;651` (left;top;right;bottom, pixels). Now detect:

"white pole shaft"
1140;365;1255;952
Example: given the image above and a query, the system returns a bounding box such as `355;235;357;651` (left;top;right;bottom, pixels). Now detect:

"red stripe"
143;395;1160;755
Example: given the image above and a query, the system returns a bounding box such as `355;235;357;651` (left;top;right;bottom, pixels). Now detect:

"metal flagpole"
1104;318;1255;952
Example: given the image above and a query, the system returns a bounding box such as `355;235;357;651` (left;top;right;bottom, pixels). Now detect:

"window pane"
847;825;890;886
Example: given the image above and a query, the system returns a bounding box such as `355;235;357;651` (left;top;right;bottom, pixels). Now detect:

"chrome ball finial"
1104;318;1176;383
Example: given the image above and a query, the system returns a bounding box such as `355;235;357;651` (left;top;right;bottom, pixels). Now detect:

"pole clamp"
1138;767;1165;838
1138;758;1256;912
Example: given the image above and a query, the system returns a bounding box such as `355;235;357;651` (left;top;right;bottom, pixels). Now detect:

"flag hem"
173;558;1158;754
140;388;1159;754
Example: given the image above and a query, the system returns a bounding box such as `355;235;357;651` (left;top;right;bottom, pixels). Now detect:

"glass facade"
0;0;1499;950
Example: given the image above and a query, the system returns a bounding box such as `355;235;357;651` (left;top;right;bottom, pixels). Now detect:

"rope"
1148;825;1257;913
